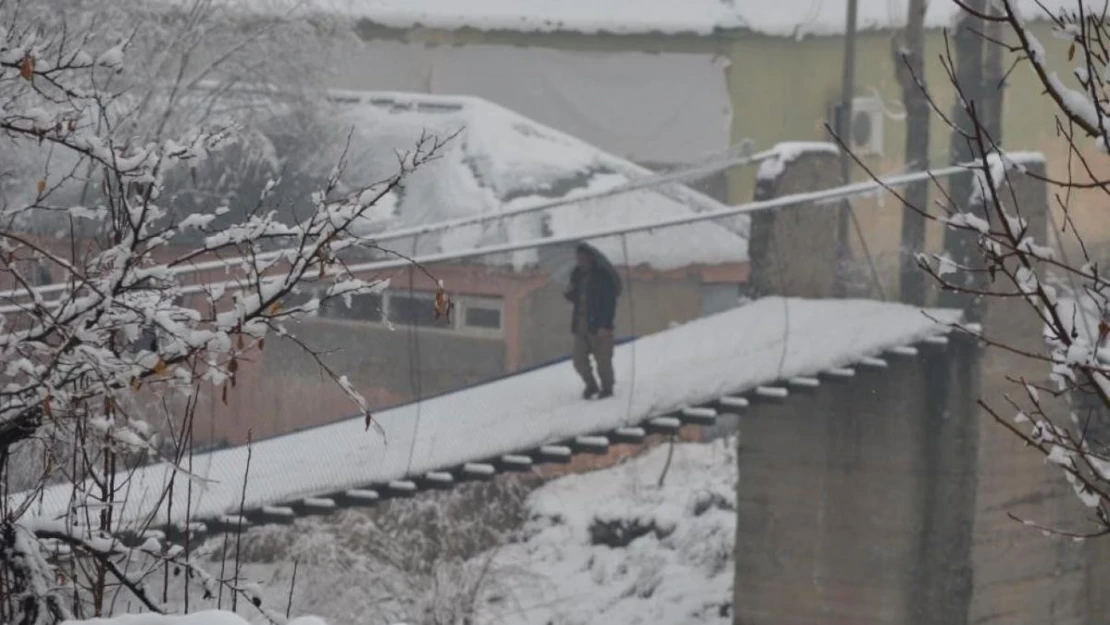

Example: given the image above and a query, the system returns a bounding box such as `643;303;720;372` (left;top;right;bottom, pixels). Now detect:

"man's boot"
598;386;613;399
582;383;599;399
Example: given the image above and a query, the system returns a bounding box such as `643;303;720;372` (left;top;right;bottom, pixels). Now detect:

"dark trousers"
573;328;614;391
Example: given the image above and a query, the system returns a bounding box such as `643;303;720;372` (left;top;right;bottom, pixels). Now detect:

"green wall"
724;22;1069;203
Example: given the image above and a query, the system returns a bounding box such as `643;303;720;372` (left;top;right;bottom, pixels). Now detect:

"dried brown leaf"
19;55;34;80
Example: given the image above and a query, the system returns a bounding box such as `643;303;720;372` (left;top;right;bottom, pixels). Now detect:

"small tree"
0;5;444;623
0;0;349;238
871;0;1110;537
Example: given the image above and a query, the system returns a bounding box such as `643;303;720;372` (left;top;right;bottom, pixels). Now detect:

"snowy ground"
160;438;737;625
479;438;737;625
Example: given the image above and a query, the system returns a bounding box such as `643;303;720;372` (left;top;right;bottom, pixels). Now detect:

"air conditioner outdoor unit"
828;95;885;157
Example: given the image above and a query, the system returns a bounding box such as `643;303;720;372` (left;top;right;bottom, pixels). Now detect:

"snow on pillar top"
748;141;842;300
755;141;841;197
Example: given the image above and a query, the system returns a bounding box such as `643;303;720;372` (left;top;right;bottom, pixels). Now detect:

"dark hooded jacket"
564;243;623;333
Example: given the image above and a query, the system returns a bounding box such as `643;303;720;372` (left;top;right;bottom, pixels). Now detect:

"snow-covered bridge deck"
22;297;961;541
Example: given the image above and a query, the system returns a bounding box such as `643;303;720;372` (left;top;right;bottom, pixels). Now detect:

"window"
464;306;501;329
461;297;503;331
320;292;383;322
34;264;51;286
284;288;315;310
387;292;425;326
311;286;502;336
700;283;741;317
17;259;52;286
388;291;453;328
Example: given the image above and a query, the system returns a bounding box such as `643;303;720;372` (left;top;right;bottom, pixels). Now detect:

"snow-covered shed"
328;90;746;270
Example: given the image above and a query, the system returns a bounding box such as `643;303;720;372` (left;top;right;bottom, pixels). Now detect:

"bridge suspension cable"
0;162;970;315
0;141;766;302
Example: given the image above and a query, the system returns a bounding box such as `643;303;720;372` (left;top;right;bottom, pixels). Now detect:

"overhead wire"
403;234;425;474
619;234;637;427
0;142;771;303
0;164;972;315
847;202;888;300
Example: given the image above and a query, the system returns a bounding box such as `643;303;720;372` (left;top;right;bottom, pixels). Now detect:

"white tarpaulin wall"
333;41;733;164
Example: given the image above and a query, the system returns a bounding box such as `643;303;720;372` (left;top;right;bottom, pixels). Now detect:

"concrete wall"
732;314;1110;625
962;156;1109;625
733;338;979;625
736;145;1110;625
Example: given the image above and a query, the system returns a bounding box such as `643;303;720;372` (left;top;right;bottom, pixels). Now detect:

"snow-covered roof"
328;91;745;271
19;297;960;530
220;0;1088;37
724;0;1088;38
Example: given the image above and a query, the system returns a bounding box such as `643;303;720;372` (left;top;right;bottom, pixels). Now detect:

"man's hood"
578;242;623;296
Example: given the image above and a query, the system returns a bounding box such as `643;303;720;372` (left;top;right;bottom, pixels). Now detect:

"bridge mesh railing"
176;155;974;451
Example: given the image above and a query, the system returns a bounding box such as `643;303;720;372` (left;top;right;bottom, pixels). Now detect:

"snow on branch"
879;0;1110;537
0;5;444;624
965;0;1110;148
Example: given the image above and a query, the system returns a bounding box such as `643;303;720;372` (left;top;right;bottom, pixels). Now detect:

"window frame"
318;290;385;323
306;287;505;338
383;290;449;330
456;295;504;336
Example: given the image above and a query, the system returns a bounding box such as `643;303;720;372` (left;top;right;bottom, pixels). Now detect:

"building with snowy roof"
190;91;750;446
206;1;1083;195
189;0;1110;301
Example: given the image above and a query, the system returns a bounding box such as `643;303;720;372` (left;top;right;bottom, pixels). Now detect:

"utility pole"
941;0;987;317
896;0;930;306
838;0;859;184
836;0;860;292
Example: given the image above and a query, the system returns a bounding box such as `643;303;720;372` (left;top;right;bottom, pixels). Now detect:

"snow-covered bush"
183;478;533;625
61;611;328;625
157;440;738;625
0;4;444;623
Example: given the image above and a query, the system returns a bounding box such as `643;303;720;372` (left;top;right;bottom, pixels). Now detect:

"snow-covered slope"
18;297;959;531
212;0;1089;37
329;91;745;270
483;438;737;625
63;612;327;625
162;439;737;625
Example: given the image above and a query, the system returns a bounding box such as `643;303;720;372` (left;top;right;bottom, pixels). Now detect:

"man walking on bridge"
564;243;622;399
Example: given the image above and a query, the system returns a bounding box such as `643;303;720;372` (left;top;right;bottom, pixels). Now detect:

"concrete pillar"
733;336;981;625
734;150;1110;625
965;152;1110;625
747;142;842;299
